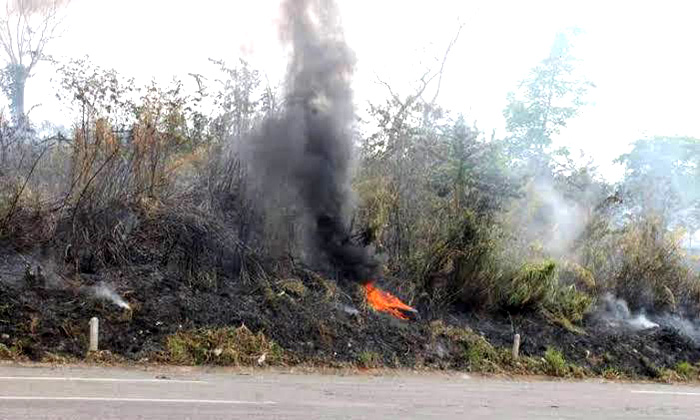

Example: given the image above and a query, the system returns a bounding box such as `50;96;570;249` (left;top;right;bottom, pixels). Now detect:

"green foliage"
546;284;593;324
277;278;308;297
419;211;503;309
612;216;699;311
616;136;700;231
503;30;593;172
675;361;698;380
357;351;381;368
165;325;285;366
544;347;569;377
559;261;596;291
429;321;500;372
501;260;557;311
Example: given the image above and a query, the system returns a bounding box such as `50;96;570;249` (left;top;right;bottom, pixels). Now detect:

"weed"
357;351;381;368
544;347;569;377
675;361;698;380
602;367;622;380
429;321;500;372
0;343;13;359
0;342;24;361
502;260;557;311
165;325;285;366
277;278;308;297
41;352;73;364
660;368;682;383
545;284;593;324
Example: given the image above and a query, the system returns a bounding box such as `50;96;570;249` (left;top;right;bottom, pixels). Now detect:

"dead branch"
429;23;464;105
0;141;51;230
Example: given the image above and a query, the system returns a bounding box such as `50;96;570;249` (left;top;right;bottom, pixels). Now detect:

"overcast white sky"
22;0;700;181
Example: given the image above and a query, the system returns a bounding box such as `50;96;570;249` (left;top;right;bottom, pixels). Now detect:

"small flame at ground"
364;282;417;320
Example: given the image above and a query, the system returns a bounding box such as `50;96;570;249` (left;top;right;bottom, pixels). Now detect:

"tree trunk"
9;65;28;126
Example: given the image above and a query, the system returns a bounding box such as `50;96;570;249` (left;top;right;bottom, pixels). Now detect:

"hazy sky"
22;0;700;181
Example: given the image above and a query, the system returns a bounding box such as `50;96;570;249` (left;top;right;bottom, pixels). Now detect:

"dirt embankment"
1;243;699;381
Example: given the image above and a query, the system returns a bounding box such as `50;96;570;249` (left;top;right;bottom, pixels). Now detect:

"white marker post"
512;333;521;360
89;317;99;352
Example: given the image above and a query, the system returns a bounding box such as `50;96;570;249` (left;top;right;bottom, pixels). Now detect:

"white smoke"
93;283;131;310
533;179;588;257
657;315;700;344
627;314;659;330
599;293;700;345
599;293;658;331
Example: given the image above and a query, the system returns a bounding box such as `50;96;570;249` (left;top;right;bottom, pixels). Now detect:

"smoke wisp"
93;283;131;310
599;293;658;331
598;293;700;345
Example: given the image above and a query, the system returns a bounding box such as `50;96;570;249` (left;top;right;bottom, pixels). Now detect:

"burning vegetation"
0;0;699;381
364;282;417;320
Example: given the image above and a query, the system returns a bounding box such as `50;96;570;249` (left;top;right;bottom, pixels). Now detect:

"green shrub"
559;261;596;291
429;321;500;371
501;260;557;311
357;351;381;368
545;284;594;323
544;347;569;377
419;211;502;310
612;217;699;312
675;361;698;380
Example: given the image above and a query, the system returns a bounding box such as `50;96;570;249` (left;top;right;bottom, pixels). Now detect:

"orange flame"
364;282;417;320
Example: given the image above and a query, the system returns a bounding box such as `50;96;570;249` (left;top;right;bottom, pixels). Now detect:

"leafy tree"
503;29;593;173
208;58;276;142
616;136;700;234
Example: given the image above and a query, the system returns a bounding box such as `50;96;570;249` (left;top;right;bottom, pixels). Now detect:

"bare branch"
0;141;51;230
374;74;399;103
429;22;464;105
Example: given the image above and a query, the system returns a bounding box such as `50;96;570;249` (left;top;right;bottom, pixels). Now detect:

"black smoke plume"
244;0;378;282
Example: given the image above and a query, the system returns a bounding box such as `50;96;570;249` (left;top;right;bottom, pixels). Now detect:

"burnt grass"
1;205;699;379
2;266;699;379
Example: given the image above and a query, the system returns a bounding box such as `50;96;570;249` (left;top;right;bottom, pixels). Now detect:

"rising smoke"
598;293;700;345
93;283;131;310
242;0;377;282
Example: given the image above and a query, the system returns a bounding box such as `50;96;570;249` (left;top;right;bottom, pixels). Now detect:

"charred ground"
0;201;698;381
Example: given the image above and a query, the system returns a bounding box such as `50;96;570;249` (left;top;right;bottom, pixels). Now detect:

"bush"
675;361;698;380
612;217;699;312
357;351;381;368
559;261;596;291
545;284;594;324
544;347;569;377
418;211;502;310
165;325;285;366
501;260;557;311
429;321;500;372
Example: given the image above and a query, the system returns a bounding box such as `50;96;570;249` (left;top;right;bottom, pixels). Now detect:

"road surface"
0;364;699;419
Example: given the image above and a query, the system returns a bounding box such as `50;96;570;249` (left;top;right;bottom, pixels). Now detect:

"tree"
0;0;69;125
503;29;593;173
616;136;700;235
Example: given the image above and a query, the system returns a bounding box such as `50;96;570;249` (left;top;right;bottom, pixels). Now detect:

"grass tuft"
543;347;569;377
165;325;285;366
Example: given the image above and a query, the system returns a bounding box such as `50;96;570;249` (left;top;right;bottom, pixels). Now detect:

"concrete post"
512;333;521;360
89;317;99;352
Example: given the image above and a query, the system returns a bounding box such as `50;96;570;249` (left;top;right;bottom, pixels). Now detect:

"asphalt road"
0;365;699;419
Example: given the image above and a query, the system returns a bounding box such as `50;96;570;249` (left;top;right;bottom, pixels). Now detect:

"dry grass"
165;325;286;366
